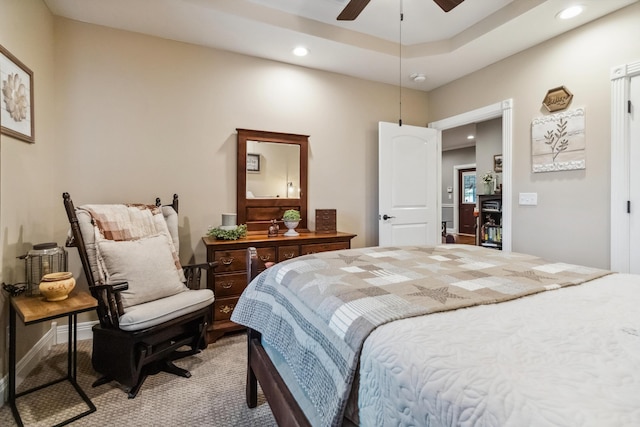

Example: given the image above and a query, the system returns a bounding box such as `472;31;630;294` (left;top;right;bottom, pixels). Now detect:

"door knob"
382;214;396;220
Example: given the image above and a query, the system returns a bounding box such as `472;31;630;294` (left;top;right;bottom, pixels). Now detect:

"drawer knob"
259;254;271;262
220;304;235;314
220;282;233;289
220;257;234;266
284;252;295;259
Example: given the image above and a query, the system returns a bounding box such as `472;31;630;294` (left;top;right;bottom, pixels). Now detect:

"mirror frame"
237;128;309;234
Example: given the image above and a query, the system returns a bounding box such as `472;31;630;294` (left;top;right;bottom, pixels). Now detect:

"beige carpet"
0;333;277;426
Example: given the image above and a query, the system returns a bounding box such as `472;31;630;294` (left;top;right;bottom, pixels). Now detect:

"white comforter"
348;273;640;426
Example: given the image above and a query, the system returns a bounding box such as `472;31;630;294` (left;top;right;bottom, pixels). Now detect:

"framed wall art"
531;108;585;173
247;153;260;172
493;154;503;173
1;44;35;143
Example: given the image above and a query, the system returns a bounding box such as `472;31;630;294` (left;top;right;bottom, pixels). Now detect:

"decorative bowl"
39;272;75;301
283;220;300;237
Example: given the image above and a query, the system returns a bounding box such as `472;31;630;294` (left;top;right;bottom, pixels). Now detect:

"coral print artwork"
531;108;585;173
0;44;34;143
2;73;29;121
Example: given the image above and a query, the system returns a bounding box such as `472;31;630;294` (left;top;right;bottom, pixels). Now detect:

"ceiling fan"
338;0;465;20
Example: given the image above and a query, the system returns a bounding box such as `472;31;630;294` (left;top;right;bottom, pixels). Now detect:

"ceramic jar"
39;272;76;301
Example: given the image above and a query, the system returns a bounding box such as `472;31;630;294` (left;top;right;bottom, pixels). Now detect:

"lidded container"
21;242;68;296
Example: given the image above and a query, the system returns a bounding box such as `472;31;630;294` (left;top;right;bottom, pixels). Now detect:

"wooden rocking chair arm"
181;262;218;290
182;261;219;271
93;282;129;292
92;282;128;327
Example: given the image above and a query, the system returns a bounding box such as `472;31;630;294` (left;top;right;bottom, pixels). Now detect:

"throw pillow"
97;233;186;308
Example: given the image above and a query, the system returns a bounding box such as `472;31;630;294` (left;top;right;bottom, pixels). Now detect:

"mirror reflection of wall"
246;141;300;199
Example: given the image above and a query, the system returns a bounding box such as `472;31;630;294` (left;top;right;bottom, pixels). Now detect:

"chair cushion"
98;233;187;308
118;288;214;331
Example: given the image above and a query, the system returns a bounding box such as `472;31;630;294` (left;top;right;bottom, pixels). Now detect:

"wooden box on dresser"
203;231;356;342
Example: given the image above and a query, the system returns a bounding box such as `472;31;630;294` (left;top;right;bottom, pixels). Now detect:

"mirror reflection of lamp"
287;182;294;196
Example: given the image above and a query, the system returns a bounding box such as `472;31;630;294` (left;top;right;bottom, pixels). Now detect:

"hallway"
455;234;475;245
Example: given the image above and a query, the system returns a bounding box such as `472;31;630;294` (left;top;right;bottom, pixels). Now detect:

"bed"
230;244;640;427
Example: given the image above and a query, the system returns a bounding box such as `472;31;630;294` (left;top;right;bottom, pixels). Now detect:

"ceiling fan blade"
433;0;465;13
337;0;371;21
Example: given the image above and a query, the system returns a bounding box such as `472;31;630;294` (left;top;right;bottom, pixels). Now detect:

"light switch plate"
519;192;538;206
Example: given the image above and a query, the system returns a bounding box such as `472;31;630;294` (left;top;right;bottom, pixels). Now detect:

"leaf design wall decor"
531;108;585;173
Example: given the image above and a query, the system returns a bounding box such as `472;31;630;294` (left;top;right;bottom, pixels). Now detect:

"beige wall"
1;0;57;369
50;18;429;256
429;3;640;269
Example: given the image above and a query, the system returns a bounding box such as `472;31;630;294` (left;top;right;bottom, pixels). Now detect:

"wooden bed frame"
245;247;312;427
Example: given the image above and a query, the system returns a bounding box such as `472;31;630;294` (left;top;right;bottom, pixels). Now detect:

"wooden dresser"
203;231;356;342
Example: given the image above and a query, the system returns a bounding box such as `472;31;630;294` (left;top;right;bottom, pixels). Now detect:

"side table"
9;290;98;427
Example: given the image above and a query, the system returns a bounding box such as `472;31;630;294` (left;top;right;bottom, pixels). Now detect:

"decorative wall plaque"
542;86;573;112
531;108;585;173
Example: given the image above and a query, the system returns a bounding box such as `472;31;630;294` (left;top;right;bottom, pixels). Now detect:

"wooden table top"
11;291;98;325
202;231;357;246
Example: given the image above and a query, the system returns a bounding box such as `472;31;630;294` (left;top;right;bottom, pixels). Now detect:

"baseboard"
56;320;98;344
0;320;97;405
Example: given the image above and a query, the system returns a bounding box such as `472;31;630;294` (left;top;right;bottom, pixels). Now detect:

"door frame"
610;59;640;272
430;99;513;252
452;163;476;235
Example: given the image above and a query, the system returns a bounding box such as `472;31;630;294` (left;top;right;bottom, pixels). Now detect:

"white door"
379;122;440;246
630;74;640;273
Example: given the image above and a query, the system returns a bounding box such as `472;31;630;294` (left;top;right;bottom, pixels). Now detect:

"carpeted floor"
0;333;277;426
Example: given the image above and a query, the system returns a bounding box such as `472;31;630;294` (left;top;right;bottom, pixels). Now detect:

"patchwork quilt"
231;245;610;427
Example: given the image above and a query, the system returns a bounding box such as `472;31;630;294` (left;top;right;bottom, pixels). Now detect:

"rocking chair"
63;192;216;398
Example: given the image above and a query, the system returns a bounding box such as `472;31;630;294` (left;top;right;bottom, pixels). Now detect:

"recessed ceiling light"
467;135;475;140
410;73;426;82
292;46;309;57
557;5;583;20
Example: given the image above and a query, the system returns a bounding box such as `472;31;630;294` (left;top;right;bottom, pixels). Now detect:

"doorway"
458;168;476;235
430;99;513;252
610;59;640;273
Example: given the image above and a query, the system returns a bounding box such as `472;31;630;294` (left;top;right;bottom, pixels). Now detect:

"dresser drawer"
214;249;247;273
278;245;300;262
214;272;246;298
213;297;239;322
316;222;337;233
215;247;275;272
255;247;276;265
301;242;350;255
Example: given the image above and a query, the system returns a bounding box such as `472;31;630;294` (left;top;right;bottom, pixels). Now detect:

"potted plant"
282;209;301;236
207;224;248;240
481;171;494;194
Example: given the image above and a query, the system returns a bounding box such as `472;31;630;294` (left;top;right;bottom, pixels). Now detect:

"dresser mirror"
246;141;300;199
237;129;308;233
